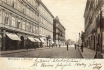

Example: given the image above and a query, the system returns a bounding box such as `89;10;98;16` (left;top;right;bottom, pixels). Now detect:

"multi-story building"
53;16;66;47
84;0;104;52
38;0;54;47
0;0;54;51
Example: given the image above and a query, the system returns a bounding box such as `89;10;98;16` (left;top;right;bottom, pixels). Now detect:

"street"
1;45;83;58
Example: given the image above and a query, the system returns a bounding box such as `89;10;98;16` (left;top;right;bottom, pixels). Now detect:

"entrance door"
20;36;24;49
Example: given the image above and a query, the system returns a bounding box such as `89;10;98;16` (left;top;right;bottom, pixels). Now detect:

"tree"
65;39;71;45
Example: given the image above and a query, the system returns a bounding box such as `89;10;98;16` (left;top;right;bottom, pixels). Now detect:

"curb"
0;49;36;55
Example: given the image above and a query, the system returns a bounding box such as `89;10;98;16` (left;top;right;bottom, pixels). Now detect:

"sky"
42;0;87;41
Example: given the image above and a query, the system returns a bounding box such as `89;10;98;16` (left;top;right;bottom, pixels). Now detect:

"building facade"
84;0;104;52
38;0;54;47
53;16;65;47
0;0;54;51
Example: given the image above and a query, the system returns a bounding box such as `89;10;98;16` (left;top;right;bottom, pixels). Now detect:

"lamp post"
78;33;80;47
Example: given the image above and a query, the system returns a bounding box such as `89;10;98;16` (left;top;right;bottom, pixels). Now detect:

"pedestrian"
75;44;76;50
67;44;68;51
94;43;103;59
56;44;57;47
59;44;60;48
81;44;83;52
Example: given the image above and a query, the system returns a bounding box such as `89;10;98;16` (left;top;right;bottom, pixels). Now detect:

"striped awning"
40;38;45;43
6;33;21;41
34;38;41;42
28;37;36;42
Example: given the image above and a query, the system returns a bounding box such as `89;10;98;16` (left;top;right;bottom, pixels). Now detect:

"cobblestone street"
1;46;83;58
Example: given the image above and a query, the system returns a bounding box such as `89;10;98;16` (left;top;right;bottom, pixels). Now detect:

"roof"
39;0;54;18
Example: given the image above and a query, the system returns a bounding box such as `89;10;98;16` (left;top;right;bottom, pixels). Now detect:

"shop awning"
28;37;36;42
34;38;41;42
40;38;45;43
51;41;54;44
6;33;21;41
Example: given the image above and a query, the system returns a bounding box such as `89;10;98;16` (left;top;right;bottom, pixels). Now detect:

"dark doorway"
20;36;24;49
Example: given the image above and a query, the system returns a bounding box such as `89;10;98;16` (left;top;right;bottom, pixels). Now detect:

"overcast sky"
42;0;87;41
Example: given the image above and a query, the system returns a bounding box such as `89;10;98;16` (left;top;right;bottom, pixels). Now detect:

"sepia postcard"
0;0;104;70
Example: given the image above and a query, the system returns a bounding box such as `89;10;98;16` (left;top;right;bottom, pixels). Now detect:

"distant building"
84;0;104;52
0;0;54;51
53;16;66;47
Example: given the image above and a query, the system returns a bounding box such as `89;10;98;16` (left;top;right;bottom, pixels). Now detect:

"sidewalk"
79;47;104;59
0;47;48;55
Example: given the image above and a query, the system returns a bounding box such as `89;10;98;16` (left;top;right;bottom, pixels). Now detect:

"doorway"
20;36;24;49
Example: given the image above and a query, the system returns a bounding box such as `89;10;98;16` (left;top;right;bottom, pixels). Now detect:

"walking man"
74;44;76;50
81;44;83;52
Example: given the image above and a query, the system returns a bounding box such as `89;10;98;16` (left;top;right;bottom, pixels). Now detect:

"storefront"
27;37;37;49
5;32;21;50
40;38;45;47
34;38;41;48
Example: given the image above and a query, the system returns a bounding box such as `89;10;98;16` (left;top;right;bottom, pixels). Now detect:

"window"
0;10;2;23
30;23;32;32
22;5;26;14
7;0;11;5
36;26;38;30
12;0;14;7
11;17;16;27
17;19;22;29
33;25;36;33
17;0;21;11
26;22;30;31
22;21;25;30
5;13;9;25
26;8;29;16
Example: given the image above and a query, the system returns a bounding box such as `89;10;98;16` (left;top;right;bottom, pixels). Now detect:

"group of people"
66;44;78;51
